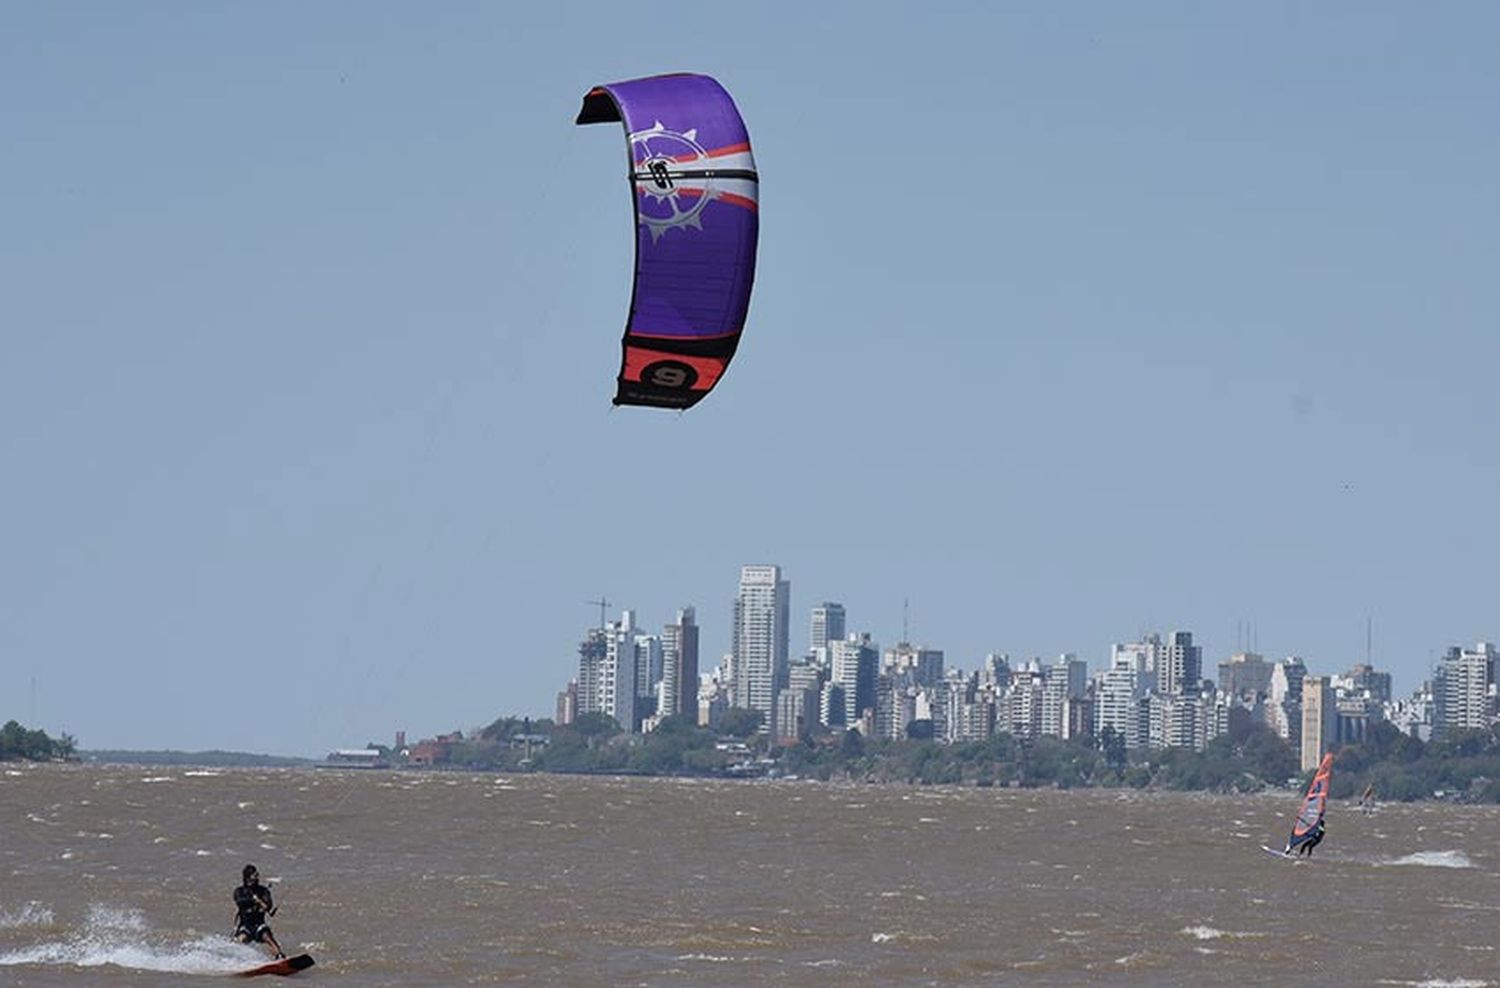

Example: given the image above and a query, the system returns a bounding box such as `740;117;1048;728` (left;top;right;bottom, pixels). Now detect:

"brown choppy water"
2;764;1497;987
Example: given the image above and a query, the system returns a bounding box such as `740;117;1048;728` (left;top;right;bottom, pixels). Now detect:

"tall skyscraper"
1434;642;1497;738
1096;660;1144;749
1009;667;1046;739
576;612;639;732
1160;630;1203;697
1267;656;1308;746
1269;657;1307;705
633;630;663;717
605;612;641;732
732;565;790;735
659;607;700;721
1040;654;1088;738
830;633;878;728
1096;639;1159;749
576;629;607;720
810;602;846;655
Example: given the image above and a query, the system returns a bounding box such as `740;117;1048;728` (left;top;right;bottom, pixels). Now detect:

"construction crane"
584;597;611;630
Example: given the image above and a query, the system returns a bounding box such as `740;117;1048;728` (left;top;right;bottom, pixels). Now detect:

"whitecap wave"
1182;925;1261;940
1383;851;1474;869
0;903;54;929
870;930;936;944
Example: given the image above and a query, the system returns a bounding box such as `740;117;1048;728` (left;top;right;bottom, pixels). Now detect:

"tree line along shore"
397;711;1500;803
11;714;1499;803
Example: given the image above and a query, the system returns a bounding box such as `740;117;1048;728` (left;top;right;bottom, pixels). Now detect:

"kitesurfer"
233;864;286;958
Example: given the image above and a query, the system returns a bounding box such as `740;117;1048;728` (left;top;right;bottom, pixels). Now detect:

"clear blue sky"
3;3;1496;755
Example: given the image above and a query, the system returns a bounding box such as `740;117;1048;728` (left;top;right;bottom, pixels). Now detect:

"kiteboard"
234;953;315;978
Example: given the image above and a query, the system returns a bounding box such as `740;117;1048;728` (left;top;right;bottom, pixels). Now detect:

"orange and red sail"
1287;752;1334;850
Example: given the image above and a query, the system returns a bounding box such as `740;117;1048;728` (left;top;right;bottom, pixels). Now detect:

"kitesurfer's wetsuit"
234;880;277;945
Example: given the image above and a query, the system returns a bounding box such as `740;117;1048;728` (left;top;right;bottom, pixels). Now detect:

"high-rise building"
576;629;607;720
885;643;945;686
659;607;700;720
576;612;640;732
982;653;1013;691
1342;662;1393;704
1218;652;1272;700
874;675;897;740
942;672;997;743
1270;657;1307;704
1009;666;1046;739
1334;694;1373;746
819;682;846;729
606;612;641;732
830;633;879;727
1096;640;1159;749
1150;693;1201;750
1160;630;1203;697
633;630;663;717
787;658;824;696
1112;636;1161;677
555;680;577;726
1388;680;1435;741
1064;694;1095;742
810;602;846;655
1434;642;1497;738
1041;654;1088;738
776;687;818;744
1267;656;1308;746
1301;676;1335;770
732;565;790;735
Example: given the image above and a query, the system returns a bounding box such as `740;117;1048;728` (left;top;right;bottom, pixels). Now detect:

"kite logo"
630;121;713;240
641;360;698;390
647;160;674;191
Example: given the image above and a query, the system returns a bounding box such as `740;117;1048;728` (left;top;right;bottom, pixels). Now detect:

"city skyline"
557;582;1473;701
550;562;1491;778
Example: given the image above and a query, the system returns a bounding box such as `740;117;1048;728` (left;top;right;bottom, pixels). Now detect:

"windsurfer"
1294;818;1327;857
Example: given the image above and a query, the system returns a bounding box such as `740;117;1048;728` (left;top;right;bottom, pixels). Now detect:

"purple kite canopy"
576;73;758;409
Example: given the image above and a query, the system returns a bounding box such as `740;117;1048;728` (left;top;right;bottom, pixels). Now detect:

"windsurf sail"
1286;752;1334;851
576;73;759;409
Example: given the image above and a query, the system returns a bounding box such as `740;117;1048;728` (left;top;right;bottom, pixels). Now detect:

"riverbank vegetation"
0;720;76;762
443;711;1500;803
